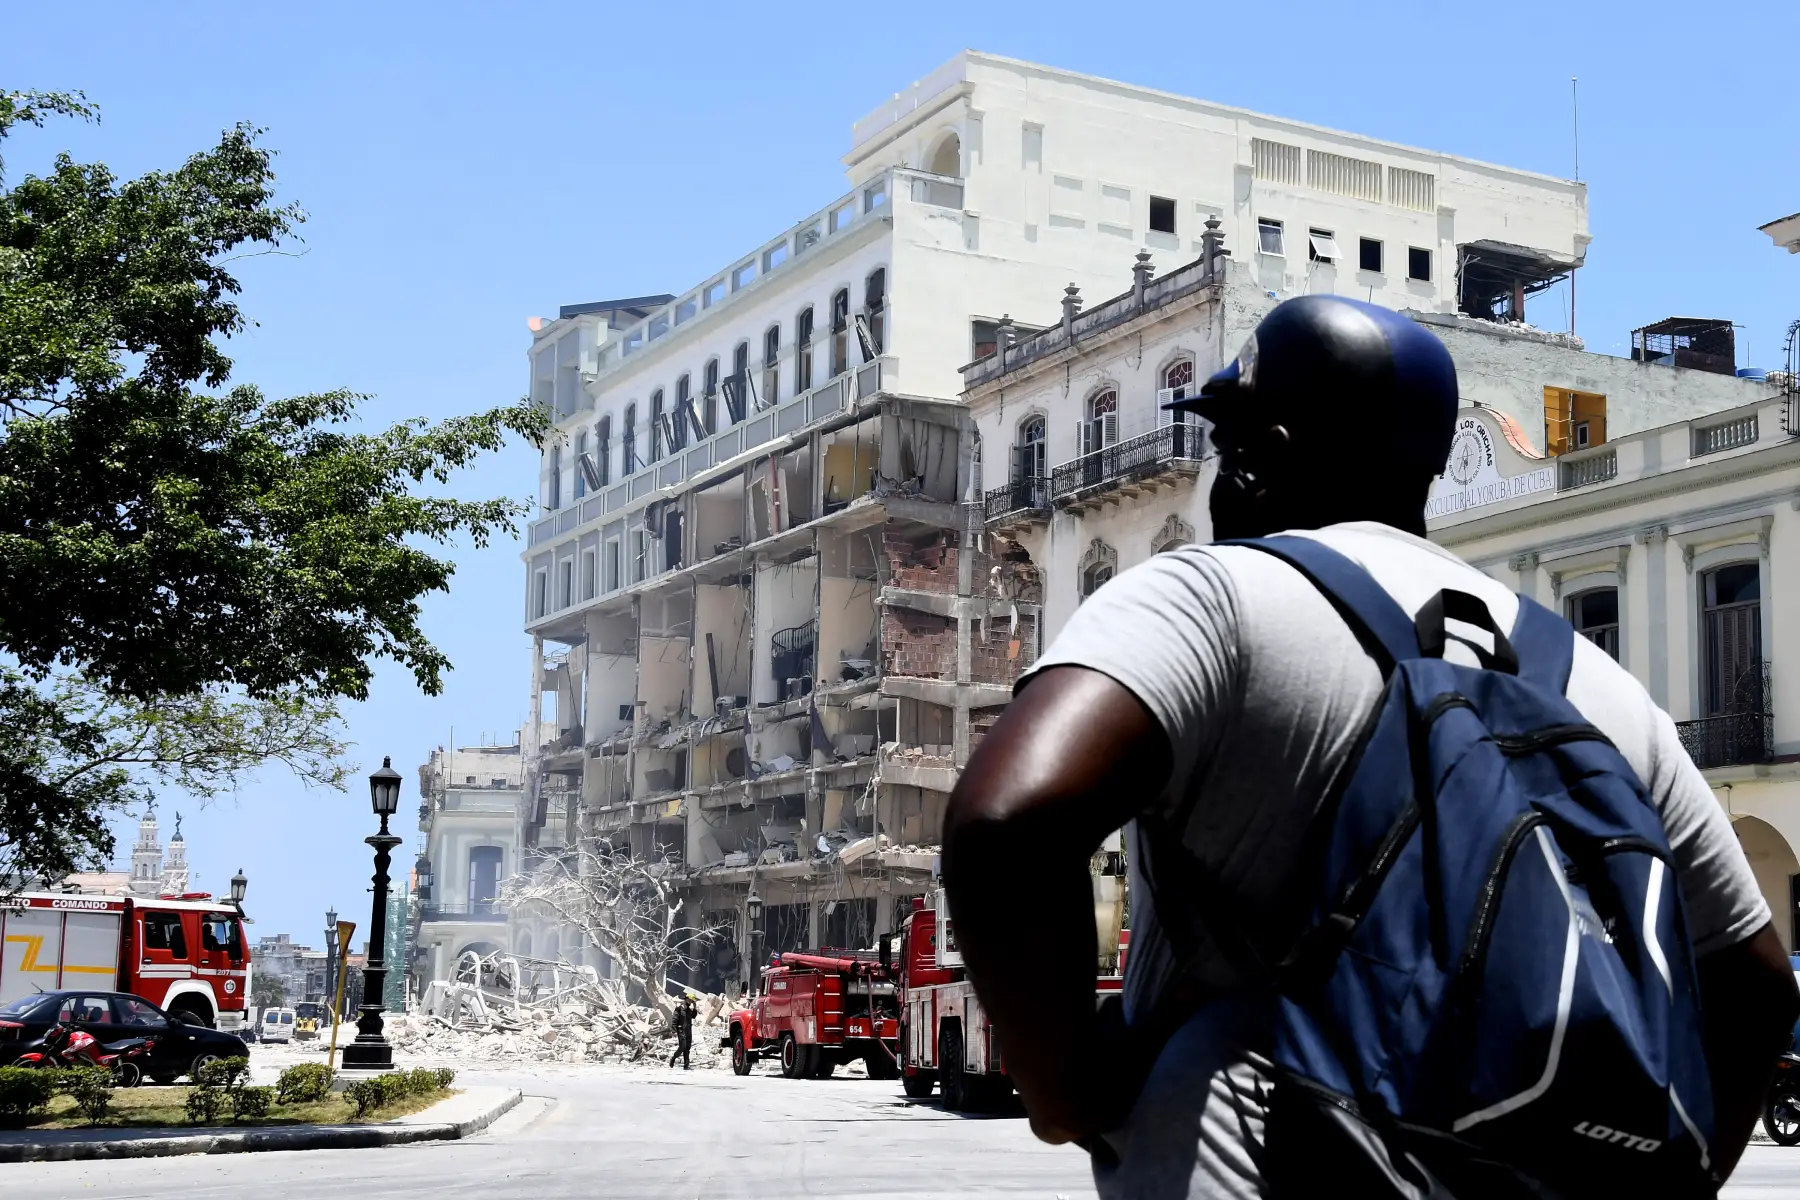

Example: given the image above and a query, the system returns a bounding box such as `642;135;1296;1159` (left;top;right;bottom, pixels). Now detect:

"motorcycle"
15;1022;160;1087
1764;1051;1800;1146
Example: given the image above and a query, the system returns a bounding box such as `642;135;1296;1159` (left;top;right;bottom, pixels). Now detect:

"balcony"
418;902;507;924
1049;424;1205;514
984;477;1049;534
1557;446;1617;491
1676;711;1773;770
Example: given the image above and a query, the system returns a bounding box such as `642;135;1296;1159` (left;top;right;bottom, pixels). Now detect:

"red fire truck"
725;949;901;1080
889;837;1128;1110
0;892;251;1031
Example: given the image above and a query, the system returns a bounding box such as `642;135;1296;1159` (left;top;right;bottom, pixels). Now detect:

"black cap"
1166;296;1460;475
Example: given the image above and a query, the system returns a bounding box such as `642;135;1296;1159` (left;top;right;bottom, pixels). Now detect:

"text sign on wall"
1427;416;1554;520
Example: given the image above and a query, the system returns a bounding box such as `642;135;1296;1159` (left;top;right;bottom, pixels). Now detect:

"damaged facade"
506;51;1599;992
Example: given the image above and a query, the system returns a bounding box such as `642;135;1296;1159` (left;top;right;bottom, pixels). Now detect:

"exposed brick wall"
884;528;959;596
881;608;956;679
972;613;1037;687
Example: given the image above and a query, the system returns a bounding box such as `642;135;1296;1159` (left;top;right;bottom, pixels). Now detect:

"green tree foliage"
0;90;545;880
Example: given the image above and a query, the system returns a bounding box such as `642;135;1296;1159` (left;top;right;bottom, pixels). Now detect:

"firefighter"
668;995;695;1070
941;296;1795;1197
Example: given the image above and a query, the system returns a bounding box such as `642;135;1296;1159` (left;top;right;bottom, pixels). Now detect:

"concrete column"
524;636;544;849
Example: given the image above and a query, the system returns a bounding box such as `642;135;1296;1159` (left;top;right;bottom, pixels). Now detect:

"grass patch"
26;1085;456;1131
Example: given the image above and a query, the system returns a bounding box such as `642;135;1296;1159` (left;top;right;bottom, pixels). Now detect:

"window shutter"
1102;411;1119;447
1156;387;1176;428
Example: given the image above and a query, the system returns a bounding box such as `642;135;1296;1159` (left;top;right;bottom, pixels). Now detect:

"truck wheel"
731;1030;754;1077
779;1034;803;1079
938;1025;966;1111
901;1069;935;1098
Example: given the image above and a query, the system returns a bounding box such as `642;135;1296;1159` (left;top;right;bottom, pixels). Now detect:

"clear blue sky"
4;1;1795;947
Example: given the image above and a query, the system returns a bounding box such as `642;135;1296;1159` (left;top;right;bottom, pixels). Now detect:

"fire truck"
725;949;901;1079
888;833;1129;1110
0;892;251;1031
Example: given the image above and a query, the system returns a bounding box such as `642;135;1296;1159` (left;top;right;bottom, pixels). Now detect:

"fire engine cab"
889;833;1128;1110
726;950;901;1080
0;892;251;1030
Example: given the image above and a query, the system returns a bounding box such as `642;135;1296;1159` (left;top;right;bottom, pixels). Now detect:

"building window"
573;431;588;499
547;445;562;510
1308;228;1339;264
864;269;886;358
532;569;548;619
1408;246;1432;282
631;530;649;583
1016;415;1047;482
673;374;691;451
604;539;620;592
468;847;503;912
557;559;573;609
1149;195;1176;235
796;307;814;394
1359;237;1383;273
649;389;665;462
702;359;719;434
732;342;750;421
1084;389;1119;454
1162;359;1195;427
596;416;612;486
1079;539;1118;603
830;289;851;377
580;549;597;601
1567;587;1619;661
622;404;637;473
762;324;781;406
1257;218;1285;256
1701;562;1762;717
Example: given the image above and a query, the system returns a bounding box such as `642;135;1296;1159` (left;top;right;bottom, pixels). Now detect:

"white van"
261;1007;296;1043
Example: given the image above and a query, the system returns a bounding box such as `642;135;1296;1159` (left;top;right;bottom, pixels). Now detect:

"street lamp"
341;756;403;1071
745;886;765;994
324;908;338;1019
229;869;247;908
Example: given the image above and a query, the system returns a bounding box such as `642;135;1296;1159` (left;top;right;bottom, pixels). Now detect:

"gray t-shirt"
1024;522;1769;1200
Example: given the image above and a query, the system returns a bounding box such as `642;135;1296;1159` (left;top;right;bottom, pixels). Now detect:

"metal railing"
1692;414;1758;457
984;477;1050;523
1049;424;1204;504
1557;447;1617;491
1676;711;1773;769
771;621;816;695
418;902;507;923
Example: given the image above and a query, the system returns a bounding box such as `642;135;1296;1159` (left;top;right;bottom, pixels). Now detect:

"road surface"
5;1060;1800;1198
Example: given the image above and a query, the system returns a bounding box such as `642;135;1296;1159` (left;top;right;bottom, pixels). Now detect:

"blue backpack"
1143;536;1717;1198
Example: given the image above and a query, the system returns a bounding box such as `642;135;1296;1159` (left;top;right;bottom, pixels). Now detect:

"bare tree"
500;839;719;1059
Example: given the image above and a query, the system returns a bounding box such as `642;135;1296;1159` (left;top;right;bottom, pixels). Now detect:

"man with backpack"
942;296;1798;1197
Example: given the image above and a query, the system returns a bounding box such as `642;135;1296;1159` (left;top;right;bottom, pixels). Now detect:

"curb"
0;1089;522;1164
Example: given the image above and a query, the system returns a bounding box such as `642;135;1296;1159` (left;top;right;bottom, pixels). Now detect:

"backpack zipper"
1453;811;1548;989
1419;692;1616;756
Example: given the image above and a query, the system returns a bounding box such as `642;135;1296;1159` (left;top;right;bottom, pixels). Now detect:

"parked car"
259;1007;296;1044
0;990;249;1083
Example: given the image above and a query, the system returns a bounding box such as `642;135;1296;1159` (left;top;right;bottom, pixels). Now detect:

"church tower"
129;805;164;896
160;813;190;895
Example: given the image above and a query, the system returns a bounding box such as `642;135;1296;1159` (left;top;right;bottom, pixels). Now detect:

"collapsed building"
506;50;1595;993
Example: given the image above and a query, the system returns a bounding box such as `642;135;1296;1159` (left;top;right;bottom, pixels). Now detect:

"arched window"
1084;389;1119;454
928;132;961;178
830;289;851;377
622;403;637;473
762;324;780;406
702;359;719;433
649;388;665;462
795;307;814;393
1163;358;1195;403
732;341;750;420
864;268;886;358
595;415;612;486
673;374;691;451
1151;514;1195;556
547;444;562;510
1015;415;1047;482
1079;539;1117;602
573;431;588;498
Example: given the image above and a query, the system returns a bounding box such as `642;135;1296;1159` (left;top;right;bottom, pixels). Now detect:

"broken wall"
693;584;752;712
752;558;819;704
637;636;691;727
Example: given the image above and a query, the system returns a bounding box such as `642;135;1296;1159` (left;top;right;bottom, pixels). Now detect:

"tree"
501;841;720;1058
251;976;287;1010
0;90;545;880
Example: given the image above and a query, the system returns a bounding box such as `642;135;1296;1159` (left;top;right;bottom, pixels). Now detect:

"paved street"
6;1060;1800;1198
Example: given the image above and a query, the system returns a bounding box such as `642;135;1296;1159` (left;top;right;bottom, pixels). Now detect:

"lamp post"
745;886;764;994
341;756;403;1071
324;909;338;1015
229;868;247;910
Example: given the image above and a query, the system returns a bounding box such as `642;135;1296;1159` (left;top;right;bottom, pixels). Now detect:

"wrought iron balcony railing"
984;477;1050;524
1049;424;1204;505
418;902;508;923
1676;711;1773;769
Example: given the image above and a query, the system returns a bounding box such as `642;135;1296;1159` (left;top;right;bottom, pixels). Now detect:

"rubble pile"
374;992;733;1068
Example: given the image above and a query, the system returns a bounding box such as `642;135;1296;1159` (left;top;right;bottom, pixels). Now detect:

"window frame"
1257;218;1285;257
1359;237;1384;274
1148;195;1177;235
1408;246;1432;282
1307;228;1340;264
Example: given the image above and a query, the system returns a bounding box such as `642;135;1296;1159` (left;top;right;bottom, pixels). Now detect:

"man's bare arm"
942;665;1171;1144
1700;921;1799;1179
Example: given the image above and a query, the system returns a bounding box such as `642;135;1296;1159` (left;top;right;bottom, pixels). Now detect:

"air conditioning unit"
715;696;744;716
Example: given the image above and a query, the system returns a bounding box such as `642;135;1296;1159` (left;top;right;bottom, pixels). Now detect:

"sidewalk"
0;1087;521;1164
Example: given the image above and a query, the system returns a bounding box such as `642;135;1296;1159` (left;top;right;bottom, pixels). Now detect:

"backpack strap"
1221;537;1420;673
1506;595;1575;694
